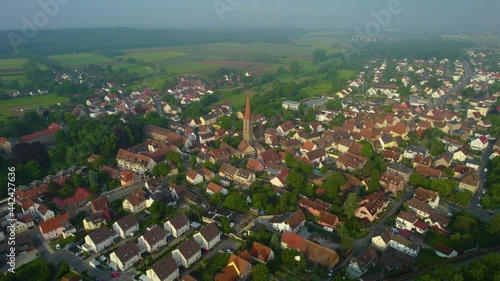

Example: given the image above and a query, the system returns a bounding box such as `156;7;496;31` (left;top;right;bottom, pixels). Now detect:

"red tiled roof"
39;213;69;234
52;188;91;209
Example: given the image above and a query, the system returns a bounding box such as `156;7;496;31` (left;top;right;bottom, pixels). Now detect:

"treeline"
0;27;308;56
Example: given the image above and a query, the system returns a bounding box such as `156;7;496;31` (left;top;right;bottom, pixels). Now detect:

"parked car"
111;272;119;278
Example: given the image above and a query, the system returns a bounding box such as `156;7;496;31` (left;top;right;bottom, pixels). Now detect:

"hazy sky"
0;0;498;31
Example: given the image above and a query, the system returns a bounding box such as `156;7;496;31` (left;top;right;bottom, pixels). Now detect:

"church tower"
243;95;254;143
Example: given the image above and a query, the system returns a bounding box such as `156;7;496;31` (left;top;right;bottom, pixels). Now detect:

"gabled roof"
250;242;273;262
414;187;439;203
168;212;190;230
115;213;139;231
206;182;224;193
113;240;140;264
177;237;200;260
39;213;69;234
150;255;178;280
198;223;221;243
88;226;113;245
142;225;167;246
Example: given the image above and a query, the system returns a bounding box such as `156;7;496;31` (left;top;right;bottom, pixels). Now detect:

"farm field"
49;53;115;66
119;50;186;62
337;69;357;80
0;93;69;121
0;58;49;87
302;81;333;96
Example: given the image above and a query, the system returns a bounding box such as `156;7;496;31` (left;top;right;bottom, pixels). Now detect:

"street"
30;230;135;281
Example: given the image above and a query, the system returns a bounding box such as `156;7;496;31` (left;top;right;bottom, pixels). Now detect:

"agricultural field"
0;58;49;88
49;53;116;66
119;50;186;62
302;81;334;96
0;93;69;121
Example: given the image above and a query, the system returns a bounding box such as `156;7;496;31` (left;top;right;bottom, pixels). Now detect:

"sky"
0;0;499;32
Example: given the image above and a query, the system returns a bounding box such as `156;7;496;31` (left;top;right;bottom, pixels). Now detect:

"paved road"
31;230;135;281
408;61;472;126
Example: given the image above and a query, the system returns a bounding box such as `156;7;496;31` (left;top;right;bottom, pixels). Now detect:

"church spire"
244;94;252;121
243;94;254;143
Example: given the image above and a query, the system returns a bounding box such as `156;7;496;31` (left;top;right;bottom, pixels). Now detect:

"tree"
337;224;354;250
190;155;197;170
361;143;374;158
220;216;231;233
166;151;183;165
290;60;301;75
343;193;358;219
303;107;316;122
152;162;170;177
210;192;225;206
488;214;500;236
286;170;305;191
149;201;171;224
368;169;380;192
281;248;300;265
223;193;248;212
452;215;478;233
326;99;342;110
270;233;280;252
252;264;270;281
59;184;75;198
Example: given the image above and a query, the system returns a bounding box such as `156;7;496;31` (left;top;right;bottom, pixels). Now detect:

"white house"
470;135;488;151
193;223;221;250
269;210;306;233
109;241;141;271
164;212;190;238
186;170;203;185
146;255;179;281
434;244;458;258
171;237;201;268
205;182;228;196
113;214;139;238
138;225;168;253
39;213;75;241
372;229;420;257
84;226;115;253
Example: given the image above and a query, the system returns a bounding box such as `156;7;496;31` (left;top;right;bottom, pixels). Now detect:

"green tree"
252;264;270;281
361;143;374;158
281;248;300;265
326;99;343;110
286;170;305;191
270;233;280;252
488;214;500;236
343;193;358;219
59;184;75;198
190;155;197;170
149;201;171;224
312;49;328;64
220;216;231;233
223;193;248;212
290;60;301;75
337;224;354;250
152;162;171;177
368;169;380;192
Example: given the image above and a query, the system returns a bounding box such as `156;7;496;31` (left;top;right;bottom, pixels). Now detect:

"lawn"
49;235;76;251
302;81;333;96
0;93;69;121
120;50;186;63
337;69;356;80
49;53;115;66
191;252;231;281
415;249;445;269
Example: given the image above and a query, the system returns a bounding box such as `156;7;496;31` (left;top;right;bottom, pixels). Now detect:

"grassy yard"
191;252;231;281
415;249;444;268
0;93;69;121
49;235;76;251
49;53;115;66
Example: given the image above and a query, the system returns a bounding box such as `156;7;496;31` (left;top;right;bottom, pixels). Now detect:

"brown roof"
168;212;190;230
186;169;201;181
88;226;113;244
206;182;224;193
397;210;418;223
39;213;69;234
414;187;439;203
91;196;110;213
306;149;326;161
143;225;167;247
177;237;200;260
407;198;433;215
413;155;432;166
198;223;221;243
246;158;264;171
113;240;140;264
285;209;306;231
126;189;148;206
151;255;178;280
434;243;455;255
219;163;238;177
415;165;442;178
250;242;273;262
281;231;339;268
319;211;339;227
460;172;479;187
115;213;139;231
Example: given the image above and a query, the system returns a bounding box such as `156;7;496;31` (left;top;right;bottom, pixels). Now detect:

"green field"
0;58;30;69
337;69;356;80
0;93;69;121
49;53;115;66
120;50;186;63
302;81;333;96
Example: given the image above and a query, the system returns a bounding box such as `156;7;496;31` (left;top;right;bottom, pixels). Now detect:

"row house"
116;149;156;174
109;240;141;271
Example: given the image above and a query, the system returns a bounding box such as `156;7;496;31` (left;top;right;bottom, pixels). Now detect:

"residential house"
276;121;295;137
90;196;111;214
206;182;228;196
215;254;252;281
83;213;107;231
249;242;274;264
404;145;428;159
269;209;306;233
280;231;339;270
193;223;221;250
318;211;340;230
146;255;179;281
470;135;488;150
434;244;458;258
15;214;35;234
233;168;256;187
39;213;75;241
415;166;442;178
299;198;331;216
171;237;201;268
199;167;216;181
414;187;440;209
186;170;203;185
345;248;378;279
380;172;406;195
395;210;418;232
202;206;234;226
371;229;420;257
459;172;480;193
355;192;388;223
386;163;413;183
138;225;168;253
434;153;452;168
113;213;139;238
246;159;265;172
116;149;156;174
164;212;190;238
84;226;115;253
109;241;141;271
453;148;469;162
406;198;433;218
123;189;152;213
412;155;432;167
